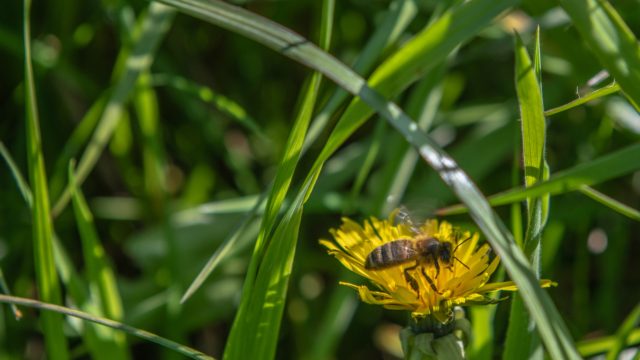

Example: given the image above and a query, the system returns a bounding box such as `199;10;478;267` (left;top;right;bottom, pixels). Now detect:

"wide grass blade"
223;71;324;360
559;0;640;111
504;29;548;360
223;21;328;360
68;163;129;359
157;0;580;358
438;143;640;215
52;3;175;217
23;0;69;357
0;295;213;360
223;3;333;357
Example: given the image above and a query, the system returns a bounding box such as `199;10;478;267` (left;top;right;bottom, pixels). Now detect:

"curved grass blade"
579;185;640;222
305;0;418;149
374;62;446;215
559;0;640;111
438;143;640;215
150;73;266;139
23;0;69;357
52;3;175;217
504;29;548;360
545;82;620;117
578;328;640;357
0;141;33;207
157;0;580;358
0;295;213;360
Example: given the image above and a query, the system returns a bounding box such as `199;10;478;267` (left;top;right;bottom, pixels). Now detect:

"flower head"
320;210;552;322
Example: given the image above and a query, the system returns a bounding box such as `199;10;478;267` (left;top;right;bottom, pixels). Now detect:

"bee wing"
396;206;421;235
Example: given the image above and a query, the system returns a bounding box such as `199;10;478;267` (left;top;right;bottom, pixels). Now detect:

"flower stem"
400;310;469;360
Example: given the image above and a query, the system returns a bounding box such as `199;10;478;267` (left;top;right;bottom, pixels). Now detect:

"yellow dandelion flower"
320;210;554;323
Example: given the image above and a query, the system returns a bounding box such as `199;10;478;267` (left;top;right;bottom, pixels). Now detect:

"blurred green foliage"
1;0;639;359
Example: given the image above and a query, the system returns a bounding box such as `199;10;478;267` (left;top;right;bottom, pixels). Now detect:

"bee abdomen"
365;239;415;269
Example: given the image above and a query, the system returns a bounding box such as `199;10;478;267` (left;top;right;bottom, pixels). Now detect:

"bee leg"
421;267;442;295
434;258;441;279
403;265;420;295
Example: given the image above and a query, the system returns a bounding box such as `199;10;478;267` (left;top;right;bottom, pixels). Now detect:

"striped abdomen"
365;239;417;269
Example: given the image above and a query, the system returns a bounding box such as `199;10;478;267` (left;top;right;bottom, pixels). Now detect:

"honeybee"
365;229;470;295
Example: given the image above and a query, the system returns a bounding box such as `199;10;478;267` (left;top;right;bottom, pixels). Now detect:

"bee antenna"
452;234;472;253
453;256;469;270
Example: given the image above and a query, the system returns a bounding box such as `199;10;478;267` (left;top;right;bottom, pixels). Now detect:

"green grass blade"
245;73;321;272
223;62;326;360
373;89;579;360
23;0;69;357
134;70;189;349
222;73;323;358
0;295;213;360
374;63;446;215
0;141;33;207
51;234;122;360
580;185;640;221
305;0;418;149
307;282;358;360
49;93;108;200
0;268;21;320
159;0;518;120
545;82;620;117
577;328;640;357
225;196;306;360
223;3;333;357
516;30;546;193
606;303;640;360
345;119;385;213
1;143;129;356
504;30;548;360
179;194;265;303
438;143;640;215
52;3;175;217
135;71;167;202
150;73;266;139
511;137;524;248
157;0;581;357
68;163;129;359
559;0;640;111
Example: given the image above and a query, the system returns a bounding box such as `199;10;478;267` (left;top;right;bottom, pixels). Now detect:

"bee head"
439;242;453;263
